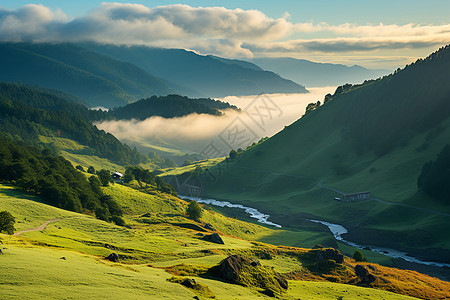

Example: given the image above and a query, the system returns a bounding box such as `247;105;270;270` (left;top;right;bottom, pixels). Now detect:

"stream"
180;195;450;268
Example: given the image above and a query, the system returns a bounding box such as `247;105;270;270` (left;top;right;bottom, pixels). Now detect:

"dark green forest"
0;137;123;224
0;82;148;165
109;94;239;120
418;144;450;203
308;45;450;157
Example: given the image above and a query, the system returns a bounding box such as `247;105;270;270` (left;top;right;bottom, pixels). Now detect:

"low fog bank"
95;87;335;157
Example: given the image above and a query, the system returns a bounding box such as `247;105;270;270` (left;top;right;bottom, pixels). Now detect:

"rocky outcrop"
213;255;260;282
106;253;119;262
355;264;377;284
210;254;288;297
202;233;224;244
181;278;197;288
312;248;344;263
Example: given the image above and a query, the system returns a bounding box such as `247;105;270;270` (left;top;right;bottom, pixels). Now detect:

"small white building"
111;172;123;180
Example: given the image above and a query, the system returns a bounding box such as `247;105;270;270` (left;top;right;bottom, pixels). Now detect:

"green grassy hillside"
3;183;447;299
197;45;450;263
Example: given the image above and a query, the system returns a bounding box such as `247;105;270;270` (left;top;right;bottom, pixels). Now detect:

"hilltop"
110;94;240;120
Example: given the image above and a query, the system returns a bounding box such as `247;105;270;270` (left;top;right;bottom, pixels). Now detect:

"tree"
229;149;238;160
76;165;85;172
187;201;202;221
97;169;111;186
0;210;15;235
87;166;96;174
352;250;366;262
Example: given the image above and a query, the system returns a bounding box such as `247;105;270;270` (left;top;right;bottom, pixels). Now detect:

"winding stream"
180;195;450;268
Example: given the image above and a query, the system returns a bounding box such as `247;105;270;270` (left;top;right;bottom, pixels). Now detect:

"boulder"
204;223;214;231
214;255;261;282
355;264;377;284
203;233;224;244
181;278;197;288
313;248;344;263
106;253;120;262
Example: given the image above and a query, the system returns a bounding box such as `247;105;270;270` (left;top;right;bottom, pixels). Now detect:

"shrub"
97;169;111;186
187;201;202;221
353;250;367;262
0;210;15;235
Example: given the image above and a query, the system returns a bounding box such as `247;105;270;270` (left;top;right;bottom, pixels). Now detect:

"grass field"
2;182;449;299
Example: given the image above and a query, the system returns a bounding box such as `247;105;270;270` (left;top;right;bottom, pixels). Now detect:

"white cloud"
0;3;449;65
95;88;335;154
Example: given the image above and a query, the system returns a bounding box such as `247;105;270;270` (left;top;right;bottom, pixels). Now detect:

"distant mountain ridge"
80;43;308;97
0;43;183;108
251;57;389;87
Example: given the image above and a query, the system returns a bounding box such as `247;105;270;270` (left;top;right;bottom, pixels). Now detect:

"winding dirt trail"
14;218;62;236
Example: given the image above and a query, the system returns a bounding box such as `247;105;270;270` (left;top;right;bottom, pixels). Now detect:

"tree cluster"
417;144;450;203
109;94;239;120
0;137;124;224
123;166;177;196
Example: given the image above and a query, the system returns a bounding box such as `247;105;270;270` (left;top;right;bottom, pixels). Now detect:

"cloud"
95;87;335;155
246;35;450;54
0;3;449;65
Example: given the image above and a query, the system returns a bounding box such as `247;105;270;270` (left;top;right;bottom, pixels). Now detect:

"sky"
1;1;450;69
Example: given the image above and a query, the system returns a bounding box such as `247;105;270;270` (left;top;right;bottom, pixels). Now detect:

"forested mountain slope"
80;43;309;97
200;45;450;263
0;43;183;108
0;82;147;165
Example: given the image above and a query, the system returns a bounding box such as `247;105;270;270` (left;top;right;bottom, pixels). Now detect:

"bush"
353;250;367;262
76;165;85;172
0;210;15;235
187;201;202;221
87;166;96;174
111;215;125;226
97;169;111;186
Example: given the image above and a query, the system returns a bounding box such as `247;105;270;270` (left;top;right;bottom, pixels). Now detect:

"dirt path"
14;218;62;236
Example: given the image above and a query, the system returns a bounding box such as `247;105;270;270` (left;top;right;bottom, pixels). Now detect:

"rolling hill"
197;45;450;265
251;57;389;87
110;94;239;120
1;180;448;299
0;43;185;108
80;43;309;97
